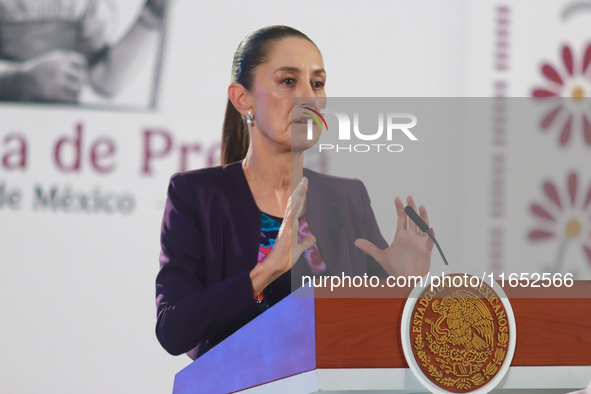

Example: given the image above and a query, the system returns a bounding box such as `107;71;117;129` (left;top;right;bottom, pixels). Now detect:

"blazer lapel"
304;168;354;276
221;162;262;274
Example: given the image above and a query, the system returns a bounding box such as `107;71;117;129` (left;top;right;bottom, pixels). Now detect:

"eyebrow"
275;66;326;75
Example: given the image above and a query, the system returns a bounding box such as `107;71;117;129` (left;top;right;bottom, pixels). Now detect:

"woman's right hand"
249;177;316;296
20;50;88;103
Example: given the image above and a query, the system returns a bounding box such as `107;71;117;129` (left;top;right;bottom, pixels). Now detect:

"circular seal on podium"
401;267;516;394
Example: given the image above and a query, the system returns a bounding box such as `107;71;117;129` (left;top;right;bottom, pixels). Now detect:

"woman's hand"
249;177;316;296
19;50;88;103
354;196;434;278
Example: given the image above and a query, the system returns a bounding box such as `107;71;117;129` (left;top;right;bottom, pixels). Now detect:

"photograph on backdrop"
0;0;168;109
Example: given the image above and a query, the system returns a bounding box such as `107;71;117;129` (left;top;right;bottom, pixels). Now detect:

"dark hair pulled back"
221;25;317;165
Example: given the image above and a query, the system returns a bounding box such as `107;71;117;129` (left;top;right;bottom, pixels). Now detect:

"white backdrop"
1;1;589;393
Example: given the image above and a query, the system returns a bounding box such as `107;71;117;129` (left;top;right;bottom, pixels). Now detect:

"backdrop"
1;0;590;393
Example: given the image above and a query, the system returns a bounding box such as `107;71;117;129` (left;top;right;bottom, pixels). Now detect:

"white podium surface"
238;366;591;394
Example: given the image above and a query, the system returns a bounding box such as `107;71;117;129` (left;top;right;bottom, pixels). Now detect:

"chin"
290;123;321;151
290;141;317;153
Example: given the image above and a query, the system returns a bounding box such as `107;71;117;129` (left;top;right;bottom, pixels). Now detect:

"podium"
173;286;591;393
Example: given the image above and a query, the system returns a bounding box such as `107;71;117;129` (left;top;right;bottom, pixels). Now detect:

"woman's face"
249;37;326;152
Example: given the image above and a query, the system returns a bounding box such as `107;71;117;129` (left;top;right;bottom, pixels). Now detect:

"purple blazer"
155;161;388;359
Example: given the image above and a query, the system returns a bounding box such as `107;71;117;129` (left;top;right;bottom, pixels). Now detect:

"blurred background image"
0;0;167;108
1;0;590;393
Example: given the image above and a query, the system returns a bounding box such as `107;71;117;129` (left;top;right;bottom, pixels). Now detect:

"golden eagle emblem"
427;290;494;352
409;275;511;392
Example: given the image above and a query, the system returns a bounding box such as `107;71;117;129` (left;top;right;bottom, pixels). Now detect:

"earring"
246;111;254;125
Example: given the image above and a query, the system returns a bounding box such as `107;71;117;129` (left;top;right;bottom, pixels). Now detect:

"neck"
241;130;306;217
242;139;304;193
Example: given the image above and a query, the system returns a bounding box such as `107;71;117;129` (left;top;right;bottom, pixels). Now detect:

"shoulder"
170;161;242;190
303;167;371;215
171;165;224;187
164;162;247;224
167;161;249;208
304;167;366;195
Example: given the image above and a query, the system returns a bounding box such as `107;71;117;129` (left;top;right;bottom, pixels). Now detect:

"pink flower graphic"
532;44;591;146
528;172;591;268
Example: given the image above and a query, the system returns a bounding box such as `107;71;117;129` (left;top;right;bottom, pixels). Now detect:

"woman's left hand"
354;195;434;278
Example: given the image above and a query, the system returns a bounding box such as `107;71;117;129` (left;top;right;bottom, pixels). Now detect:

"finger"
56;87;79;103
295;176;307;192
59;71;82;98
297;180;308;200
297;181;308;211
69;59;87;72
279;201;293;239
297;177;308;200
354;238;383;264
290;177;306;204
406;195;418;233
65;63;89;88
290;195;302;219
64;53;88;70
64;66;84;82
291;178;308;219
395;196;407;231
64;66;86;85
291;233;315;268
63;77;82;94
297;234;316;256
419;205;430;228
290;195;306;228
287;181;303;213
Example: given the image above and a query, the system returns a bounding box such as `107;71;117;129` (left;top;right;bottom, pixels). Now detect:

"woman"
155;26;435;360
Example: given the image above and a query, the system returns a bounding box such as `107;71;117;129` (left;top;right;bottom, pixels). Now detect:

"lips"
292;116;312;124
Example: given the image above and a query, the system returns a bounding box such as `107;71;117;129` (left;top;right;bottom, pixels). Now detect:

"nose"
291;72;324;112
296;96;318;111
294;86;319;111
296;77;315;98
294;75;318;103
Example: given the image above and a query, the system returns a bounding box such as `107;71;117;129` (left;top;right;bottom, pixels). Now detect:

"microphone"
331;203;353;276
404;205;449;266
